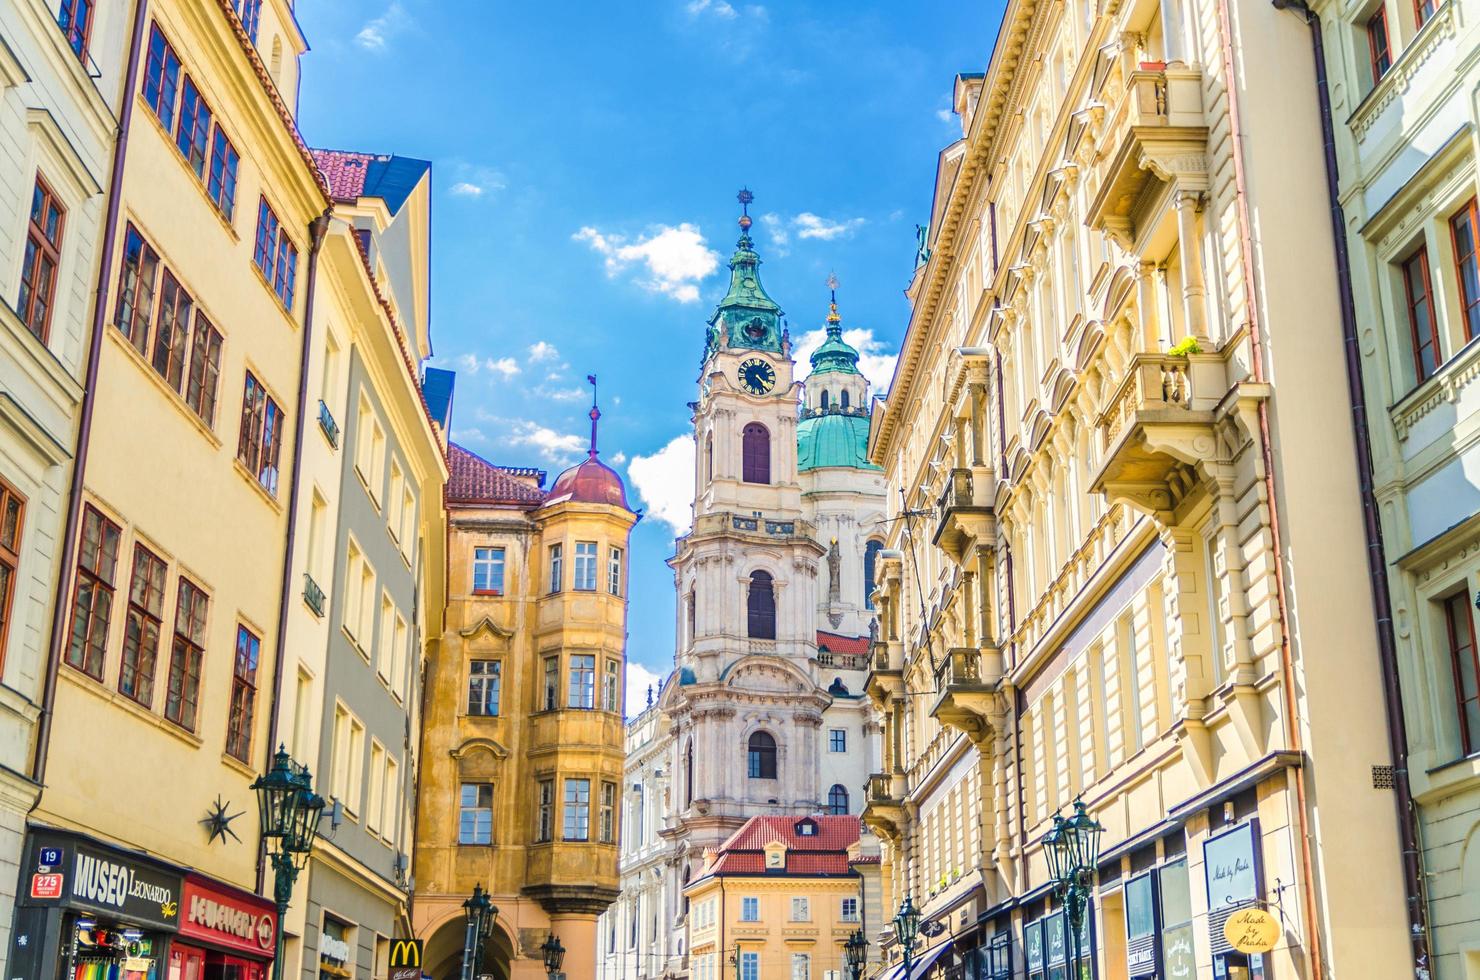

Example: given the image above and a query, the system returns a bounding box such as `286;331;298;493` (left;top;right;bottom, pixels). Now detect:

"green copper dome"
797;411;880;471
809;322;861;376
705;190;784;358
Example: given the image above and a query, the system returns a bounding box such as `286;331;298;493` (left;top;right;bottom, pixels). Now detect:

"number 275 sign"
30;874;62;900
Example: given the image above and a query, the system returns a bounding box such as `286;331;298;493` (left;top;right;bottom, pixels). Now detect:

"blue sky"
295;0;1005;713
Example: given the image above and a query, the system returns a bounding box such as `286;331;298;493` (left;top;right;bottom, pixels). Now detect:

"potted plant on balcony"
1166;336;1201;357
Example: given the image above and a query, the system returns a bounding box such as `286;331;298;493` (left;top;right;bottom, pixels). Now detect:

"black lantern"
893;897;921;978
251;747;324;980
1042;797;1104;978
460;885;497;980
844;929;868;980
541;933;565;977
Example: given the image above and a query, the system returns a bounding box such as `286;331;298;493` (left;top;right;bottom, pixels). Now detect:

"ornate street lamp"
892;897;921;979
541;933;566;979
460;885;497;980
1043;798;1104;979
251;747;325;980
844;929;868;980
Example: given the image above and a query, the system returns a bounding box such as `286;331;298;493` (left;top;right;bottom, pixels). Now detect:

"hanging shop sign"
1222;908;1280;954
23;832;182;930
179;876;277;957
1203;820;1264;958
388;939;423;980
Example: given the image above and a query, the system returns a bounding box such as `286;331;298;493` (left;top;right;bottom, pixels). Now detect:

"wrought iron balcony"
861;772;907;843
932;467;996;564
318;400;340;449
929;647;1004;744
303;572;326;617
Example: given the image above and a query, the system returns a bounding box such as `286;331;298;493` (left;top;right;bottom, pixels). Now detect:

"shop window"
602;658;620;712
827;784;849;815
165;578;208;729
468;660;501;716
1159;858;1196;978
18;175;65;342
459;782;492;844
1445;592;1480;756
1449;197;1480;342
119;544;167;707
0;481;23;673
563;778;590;841
237;372;283;496
985;932;1012;979
741;423;770;484
57;0;94;60
747;731;777;779
548;543;563;593
66;505;121;679
319;917;354;980
1402;246;1440;383
142;23;181;130
574;541;598;591
225;625;260;762
568;654;595;709
1366;7;1391;83
536;779;554;842
1125;871;1157;979
746;570;775;639
472;546;505;595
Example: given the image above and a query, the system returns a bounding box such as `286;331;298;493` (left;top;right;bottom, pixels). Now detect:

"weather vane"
737;187;754;233
826;272;841;325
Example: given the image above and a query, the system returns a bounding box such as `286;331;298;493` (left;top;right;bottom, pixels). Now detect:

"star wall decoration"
202;796;244;845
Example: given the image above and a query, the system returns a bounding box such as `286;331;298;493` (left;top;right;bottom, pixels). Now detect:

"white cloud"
450;182;484;197
574;224;720;303
354;2;409;52
936;107;955;123
541;386;587;402
629;434;695;533
455;353;520;378
792;327;899;395
445;163;506;200
489;357;519;378
610;451;628;465
527;341;561;363
686;0;738;16
759;212;790;257
451;427;487;444
794;212;866;241
625;662;666;717
508;421;587;463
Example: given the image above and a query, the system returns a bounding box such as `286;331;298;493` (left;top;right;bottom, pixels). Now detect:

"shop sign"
1024;920;1044;972
1203;822;1258;911
1045;913;1066;967
1222;908;1280;954
320;936;351;963
388;939;422;980
25;834;182;930
30;874;62;899
179;877;276;957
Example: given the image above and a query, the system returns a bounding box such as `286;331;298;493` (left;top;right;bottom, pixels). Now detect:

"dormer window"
795;817;818;836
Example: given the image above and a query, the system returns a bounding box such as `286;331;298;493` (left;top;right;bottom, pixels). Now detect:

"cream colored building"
1305;0;1480;975
864;1;1417;978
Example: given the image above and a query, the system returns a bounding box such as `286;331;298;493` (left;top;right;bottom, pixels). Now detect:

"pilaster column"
1175;190;1209;342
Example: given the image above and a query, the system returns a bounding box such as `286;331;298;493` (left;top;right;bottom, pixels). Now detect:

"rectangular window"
1404;246;1441;383
574;541;597;591
391;613;407;699
115;225;160;354
142;24;181;130
569;654;595;709
741;952;759;980
151;270;193;392
275;234;299;311
165;578;207;729
1451;197;1480;342
543;656;559;711
473;547;505;595
841;897;859;921
608;546;623;595
1159;858;1194;975
118;545;166;707
231;0;262;41
1446;592;1480;756
459;782;493;844
399;487;416;553
184;313;222;424
0;483;23;672
174;76;212;178
376;593;394;681
66;506;121;678
599;780;617;843
1366;7;1392;82
253;197;280;287
602;659;620;712
383;756;399;844
57;0;94;59
563;779;590;840
536;779;554;842
740;897;759;922
225;624;260;762
1121;612;1145;753
237;372;283;495
207;128;239;220
829;728;847;752
1415;0;1437;27
347;717;365;812
368;742;386;834
790;953;810;980
790;897;809;921
468;660;501;716
18;176;65;341
548;543;563;593
330;705;350;801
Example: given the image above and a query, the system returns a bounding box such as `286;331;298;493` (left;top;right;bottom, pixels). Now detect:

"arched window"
841;390;850;409
704;433;714;484
742;423;770;484
820;390;830;410
747;731;777;779
827;784;849;815
684;741;694;806
747;570;776;639
864;539;884;609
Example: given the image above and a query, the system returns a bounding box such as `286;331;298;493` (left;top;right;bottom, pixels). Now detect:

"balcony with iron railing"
318;399;340;448
303;571;326;617
929;646;1004;744
932;466;996;565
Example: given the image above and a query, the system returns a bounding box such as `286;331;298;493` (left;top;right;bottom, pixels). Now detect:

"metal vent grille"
1372;765;1395;789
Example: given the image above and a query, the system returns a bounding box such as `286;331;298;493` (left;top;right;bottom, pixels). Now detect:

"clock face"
738;357;777;395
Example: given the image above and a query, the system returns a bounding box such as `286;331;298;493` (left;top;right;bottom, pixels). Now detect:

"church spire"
706;188;784;357
809;274;861;376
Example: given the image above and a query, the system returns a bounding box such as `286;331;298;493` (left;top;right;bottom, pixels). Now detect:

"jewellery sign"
179;876;277;957
23;833;182;930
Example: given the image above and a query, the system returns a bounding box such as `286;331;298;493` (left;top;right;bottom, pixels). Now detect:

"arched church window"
742;423;770;484
841;389;850;409
747;731;777;779
747;570;776;639
820;390;830;410
864;539;884;609
827;784;849;815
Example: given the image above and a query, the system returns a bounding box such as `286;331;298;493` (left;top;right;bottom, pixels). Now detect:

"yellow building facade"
414;435;635;980
864;1;1416;978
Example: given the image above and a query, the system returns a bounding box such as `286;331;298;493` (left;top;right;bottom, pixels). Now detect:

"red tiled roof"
703;815;862;878
817;631;870;654
448;444;546;506
312;149;375;202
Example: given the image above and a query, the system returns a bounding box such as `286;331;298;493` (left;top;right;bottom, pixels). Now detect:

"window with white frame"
602;658;620;712
563;778;590;840
841;897;859;922
376;593;394;681
459;782;492;845
367;741;386;833
740;897;759;922
740;952;759;980
790;896;809;921
569;654;595;709
790;953;809;980
608;546;623;595
548;543;563;593
574;541;598;591
473;546;505;595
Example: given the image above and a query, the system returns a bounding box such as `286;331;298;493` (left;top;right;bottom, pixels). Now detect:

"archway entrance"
423;914;515;980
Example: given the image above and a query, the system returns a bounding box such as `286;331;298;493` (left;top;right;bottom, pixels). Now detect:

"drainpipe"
1271;1;1433;973
257;208;331;892
1211;1;1325;975
32;0;151;788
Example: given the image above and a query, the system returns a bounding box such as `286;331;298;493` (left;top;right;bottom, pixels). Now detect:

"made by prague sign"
178;877;276;957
